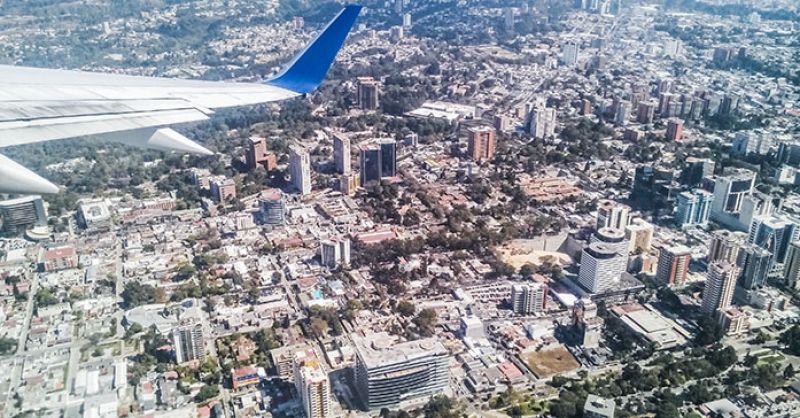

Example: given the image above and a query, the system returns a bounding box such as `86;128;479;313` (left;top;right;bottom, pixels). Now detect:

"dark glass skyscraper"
379;139;397;178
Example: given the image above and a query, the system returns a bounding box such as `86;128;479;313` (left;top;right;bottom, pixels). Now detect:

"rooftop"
352;332;447;369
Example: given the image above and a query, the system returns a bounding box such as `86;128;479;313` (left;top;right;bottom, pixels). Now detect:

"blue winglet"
268;5;362;94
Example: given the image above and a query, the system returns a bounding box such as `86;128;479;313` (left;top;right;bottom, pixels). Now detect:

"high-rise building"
591;227;630;255
353;332;449;410
776;141;800;166
360;144;382;185
578;228;632;294
0;195;47;231
631;165;679;212
596;200;630;230
294;349;332;418
658;93;676;117
701;261;738;315
190;168;211;190
636;101;657;124
665;118;684;141
511;283;547;315
707;230;747;264
656;245;691;286
675;190;713;227
614;100;631;126
290;146;312;195
561;41;579;66
748;214;800;275
210;176;237;203
504;8;514;31
733;132;772;157
572;298;603;349
339;172;360;196
320;239;351;268
663;38;682;58
357;77;381;110
625;218;653;254
173;323;205;364
718;308;749;336
390;26;404;42
379;139;397;178
680;157;715;187
246;137;277;170
710;169;756;229
738;244;772;290
333;134;351;174
783;241;800;290
403;13;412;28
467;126;497;161
259;189;285;225
529;107;557;139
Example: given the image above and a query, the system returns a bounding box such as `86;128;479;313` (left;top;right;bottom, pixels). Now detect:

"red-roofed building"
497;361;525;383
40;246;78;272
356;229;397;244
231;366;259;390
196;406;211;418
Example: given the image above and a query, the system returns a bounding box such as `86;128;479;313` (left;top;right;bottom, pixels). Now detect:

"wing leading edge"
0;5;362;194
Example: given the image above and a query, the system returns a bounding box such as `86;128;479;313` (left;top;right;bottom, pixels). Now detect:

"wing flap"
0;108;210;147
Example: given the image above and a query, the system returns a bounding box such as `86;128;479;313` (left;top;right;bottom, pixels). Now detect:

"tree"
35;288;59;307
780;324;800;355
194;384;219;402
519;263;536;277
423;396;462;418
121;282;157;308
396;300;416;317
784;364;796;380
413;308;438;336
695;315;724;346
0;337;17;354
124;322;144;340
684;383;714;405
310;317;329;338
549;400;576;418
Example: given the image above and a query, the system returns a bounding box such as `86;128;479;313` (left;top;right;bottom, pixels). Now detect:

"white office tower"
784;241;800;290
614;100;631;126
290;145;312;195
663;38;682;58
354;332;449;410
320;239;351;268
561;41;579;66
707;230;747;264
596;200;631;230
528;106;557;139
333;134;351;174
579;228;629;293
294;349;332;418
173;323;205;364
710;169;756;230
701;261;738;315
511;283;547;315
591;227;630;256
403;13;412;28
748;214;800;275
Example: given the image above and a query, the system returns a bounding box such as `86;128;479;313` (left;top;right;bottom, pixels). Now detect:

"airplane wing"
0;5;362;195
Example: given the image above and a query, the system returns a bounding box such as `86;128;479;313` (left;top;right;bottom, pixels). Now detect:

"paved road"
5;269;39;416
